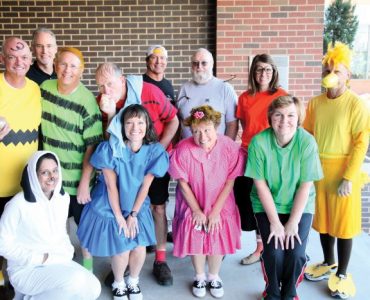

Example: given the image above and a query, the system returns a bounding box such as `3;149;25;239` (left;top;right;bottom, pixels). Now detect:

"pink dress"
169;135;244;258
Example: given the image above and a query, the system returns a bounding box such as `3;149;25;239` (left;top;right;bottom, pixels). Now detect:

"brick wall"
2;0;369;234
216;0;325;103
0;0;216;94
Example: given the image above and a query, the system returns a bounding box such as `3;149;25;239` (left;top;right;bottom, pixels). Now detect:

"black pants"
256;213;312;300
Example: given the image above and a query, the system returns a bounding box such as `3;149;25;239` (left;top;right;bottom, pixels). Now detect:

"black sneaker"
127;282;143;300
112;281;128;300
153;261;173;286
104;268;130;288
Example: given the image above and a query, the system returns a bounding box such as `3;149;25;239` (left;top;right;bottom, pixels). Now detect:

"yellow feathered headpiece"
322;42;352;70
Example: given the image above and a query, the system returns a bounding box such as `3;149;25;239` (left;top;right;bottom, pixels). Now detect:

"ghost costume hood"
20;150;65;203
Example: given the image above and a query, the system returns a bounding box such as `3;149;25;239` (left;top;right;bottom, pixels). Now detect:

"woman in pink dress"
169;105;244;299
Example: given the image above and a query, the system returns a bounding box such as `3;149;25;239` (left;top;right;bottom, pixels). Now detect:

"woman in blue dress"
78;104;169;300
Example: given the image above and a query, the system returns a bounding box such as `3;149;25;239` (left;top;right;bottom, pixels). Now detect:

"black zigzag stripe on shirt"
1;129;38;146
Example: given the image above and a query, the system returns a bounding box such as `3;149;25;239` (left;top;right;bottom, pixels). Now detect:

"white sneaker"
209;279;224;298
192;280;206;298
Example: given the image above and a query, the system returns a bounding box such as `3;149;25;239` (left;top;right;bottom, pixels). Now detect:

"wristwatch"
129;211;138;218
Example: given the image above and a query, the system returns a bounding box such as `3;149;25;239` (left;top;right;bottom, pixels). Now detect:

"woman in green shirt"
245;95;323;300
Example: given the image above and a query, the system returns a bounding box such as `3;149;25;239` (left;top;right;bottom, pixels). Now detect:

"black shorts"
68;194;84;225
148;172;170;205
234;176;258;232
0;196;13;217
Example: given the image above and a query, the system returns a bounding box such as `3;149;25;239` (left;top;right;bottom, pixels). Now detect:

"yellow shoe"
0;270;4;286
304;262;337;281
328;273;356;299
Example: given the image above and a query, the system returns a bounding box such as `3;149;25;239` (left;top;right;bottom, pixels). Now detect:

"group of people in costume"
0;27;368;300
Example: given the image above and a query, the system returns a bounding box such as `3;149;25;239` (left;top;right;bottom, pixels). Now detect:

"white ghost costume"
0;151;101;300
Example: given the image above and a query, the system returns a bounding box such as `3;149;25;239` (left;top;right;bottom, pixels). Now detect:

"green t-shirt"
245;127;323;214
41;80;103;195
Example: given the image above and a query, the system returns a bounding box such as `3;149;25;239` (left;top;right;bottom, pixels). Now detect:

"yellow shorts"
313;157;367;239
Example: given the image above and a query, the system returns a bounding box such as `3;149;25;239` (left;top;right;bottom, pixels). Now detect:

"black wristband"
129;211;138;218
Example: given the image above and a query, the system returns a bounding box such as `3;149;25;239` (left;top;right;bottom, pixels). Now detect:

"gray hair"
191;48;214;65
95;62;122;79
31;28;57;46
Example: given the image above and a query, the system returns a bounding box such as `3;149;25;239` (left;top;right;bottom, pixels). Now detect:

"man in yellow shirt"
0;36;41;293
304;42;369;299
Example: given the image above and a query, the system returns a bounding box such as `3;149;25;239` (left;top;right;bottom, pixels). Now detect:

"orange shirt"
236;88;287;149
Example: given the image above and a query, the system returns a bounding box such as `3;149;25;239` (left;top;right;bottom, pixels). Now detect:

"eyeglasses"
38;169;59;178
192;61;208;68
255;67;273;75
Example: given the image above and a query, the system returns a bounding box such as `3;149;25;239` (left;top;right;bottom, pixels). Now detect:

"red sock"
256;241;264;254
155;250;166;262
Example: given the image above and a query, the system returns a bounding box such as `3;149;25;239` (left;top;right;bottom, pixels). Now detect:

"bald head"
2;37;31;56
1;37;32;83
